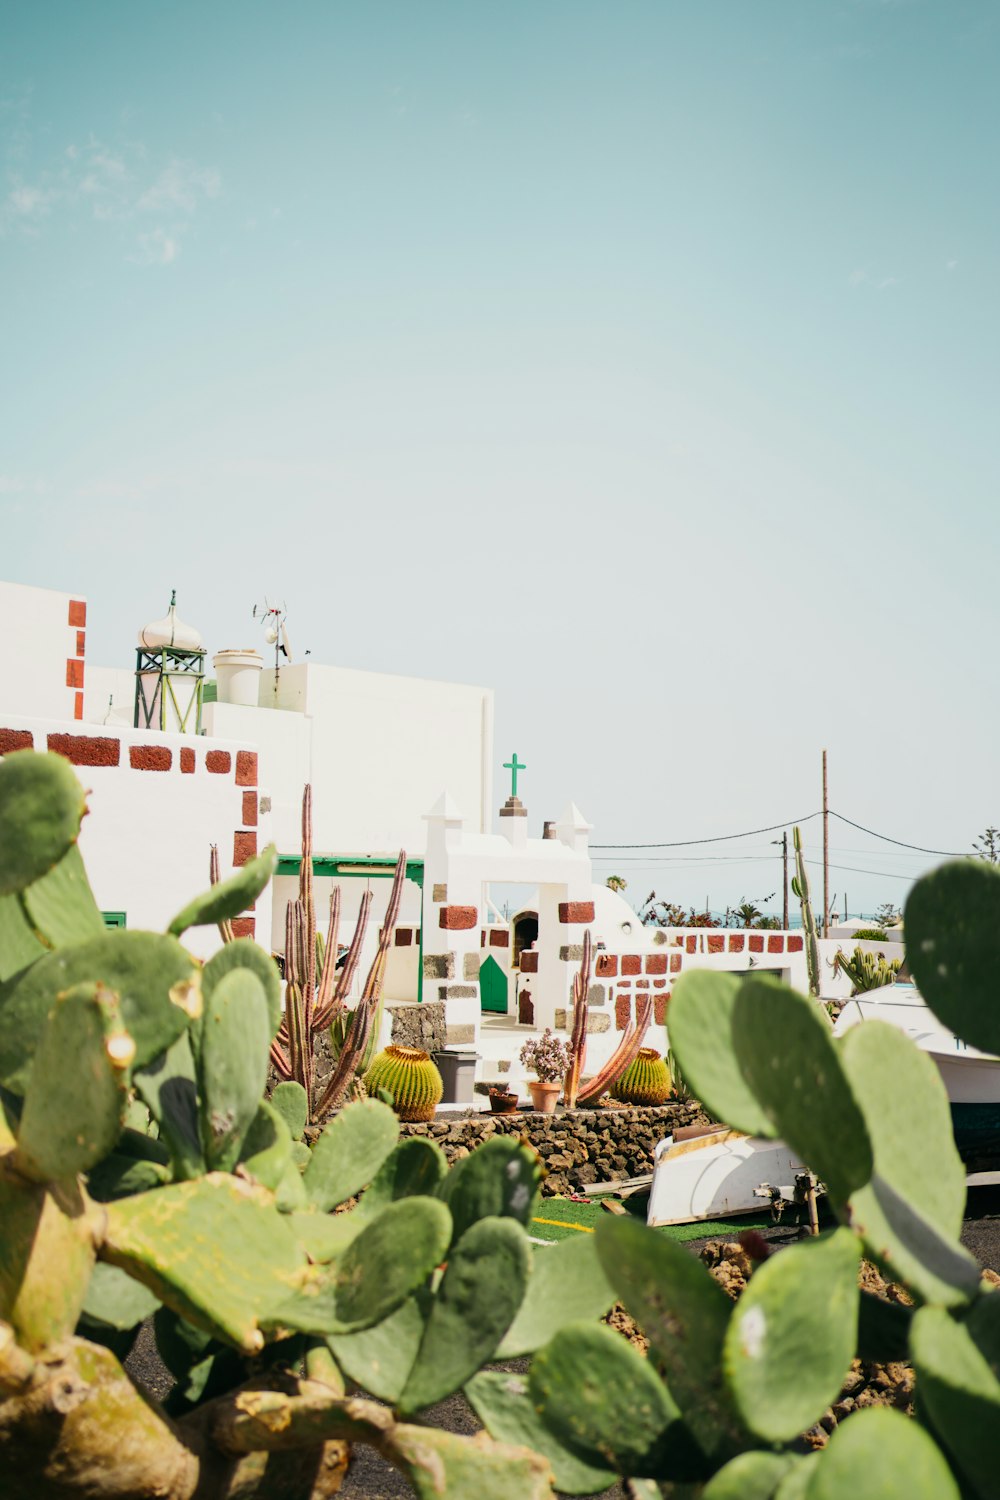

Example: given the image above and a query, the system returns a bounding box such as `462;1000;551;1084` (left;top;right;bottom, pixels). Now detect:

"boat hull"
646;1129;808;1227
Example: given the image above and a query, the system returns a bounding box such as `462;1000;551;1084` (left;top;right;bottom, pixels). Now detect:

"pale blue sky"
2;2;998;916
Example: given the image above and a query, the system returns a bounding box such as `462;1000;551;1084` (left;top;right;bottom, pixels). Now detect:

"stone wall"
400;1101;709;1196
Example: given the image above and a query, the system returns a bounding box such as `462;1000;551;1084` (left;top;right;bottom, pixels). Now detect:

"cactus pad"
303;1098;400;1212
437;1134;543;1247
667;970;775;1136
201;938;284;1040
906;859;1000;1055
0;750;87;896
269;1080;309;1140
328;1293;428;1402
910;1303;1000;1497
466;1370;617;1495
610;1047;670;1105
167;843;278;938
807;1406;959;1500
702;1451;803;1499
197;966;270;1171
497;1232;615;1359
19;842;105;949
363;1046;443;1122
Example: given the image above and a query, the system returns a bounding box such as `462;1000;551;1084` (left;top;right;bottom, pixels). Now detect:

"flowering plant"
519;1028;570;1083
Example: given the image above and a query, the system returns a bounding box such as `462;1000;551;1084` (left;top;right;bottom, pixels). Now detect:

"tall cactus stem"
209;845;234;944
578;995;654;1105
793;826;820;999
563;929;591;1109
299;785;317;1053
314;887;341;1023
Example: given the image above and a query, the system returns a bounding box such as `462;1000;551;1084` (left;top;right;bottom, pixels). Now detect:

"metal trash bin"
432;1049;479;1106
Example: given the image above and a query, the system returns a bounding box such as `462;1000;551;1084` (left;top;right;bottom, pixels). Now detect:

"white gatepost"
422;792;483;1050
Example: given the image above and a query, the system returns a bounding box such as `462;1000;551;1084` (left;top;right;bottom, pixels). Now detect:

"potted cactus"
519;1030;570;1114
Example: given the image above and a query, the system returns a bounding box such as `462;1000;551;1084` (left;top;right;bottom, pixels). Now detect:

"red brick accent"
233;831;257;867
74;693;84;721
749;934;764;953
767;934;785;953
68;599;86;628
670;953;683;973
394;929;413;946
439;905;477;931
129;745;172;771
489;929;509;947
558;901;595;924
520;951;538;973
636;978;650;989
686;934;697;953
654;995;668;1025
596;954;618;978
615;994;631;1030
617;979;632;989
707;934;725;954
236;750;258;786
66;658;84;689
729;933;745;953
653;978;667;989
231;917;256;939
621;954;641;976
75;630;86;656
47;733;120;767
180;747;196;774
0;728;34;754
645;953;668;974
206;751;232;775
788;934;804;953
242;790;258;826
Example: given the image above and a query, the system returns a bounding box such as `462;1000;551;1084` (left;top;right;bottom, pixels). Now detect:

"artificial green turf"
530;1195;779;1244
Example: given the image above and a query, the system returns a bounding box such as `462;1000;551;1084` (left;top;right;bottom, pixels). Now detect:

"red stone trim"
615;994;631;1030
242;790;258;826
75;630;86;656
670;953;683;973
788;934;804;953
129;745;172;772
749;934;764;953
233;831;257;867
686;935;697;953
707;934;725;954
595;954;618;977
236;750;258;787
636;978;650;989
519;951;538;973
439;905;477;930
230;917;256;939
729;933;745;953
621;954;641;976
206;751;232;774
68;599;86;628
73;693;84;721
394;929;413;946
654;995;668;1025
66;659;84;689
653;979;667;989
489;929;510;947
767;934;785;953
645;953;667;974
47;732;119;767
0;728;34;754
558;901;595;924
180;747;196;774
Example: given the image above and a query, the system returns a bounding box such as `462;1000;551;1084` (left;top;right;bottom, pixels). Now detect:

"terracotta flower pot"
528;1080;561;1114
488;1091;519;1114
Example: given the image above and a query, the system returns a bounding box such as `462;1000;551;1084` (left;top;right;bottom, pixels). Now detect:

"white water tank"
213;649;264;707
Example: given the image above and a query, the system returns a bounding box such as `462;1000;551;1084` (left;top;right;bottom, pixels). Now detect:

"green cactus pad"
15;982;131;1183
390;1422;556;1500
723;1227;860;1444
910;1304;1000;1498
497;1232;615;1359
529;1320;686;1478
197;966;270;1171
102;1173;308;1352
0;930;199;1094
303;1098;400;1212
466;1370;616;1495
597;1214;742;1459
0;1175;99;1350
82;1260;161;1331
807;1405;959;1500
201;938;283;1040
611;1047;671;1105
437;1134;543;1247
703;1451;803;1500
856;1288;912;1365
238;1101;294;1191
86;1151;171;1201
840;1019;977;1304
274;1155;309;1212
773;1456;819;1500
905;860;1000;1055
731;977;872;1204
358;1136;448;1219
399;1216;530;1414
266;1196;452;1336
19;842;105;949
363;1046;444;1122
667;970;775;1136
329;1293;428;1402
270;1080;309;1140
0;750;87;897
0;890;47;982
287;1210;366;1263
134;1031;205;1181
166;843;278;938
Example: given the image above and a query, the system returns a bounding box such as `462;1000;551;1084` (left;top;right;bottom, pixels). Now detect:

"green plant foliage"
302;1097;400;1211
197;967;270;1171
81;1260;160;1331
15;982;130;1183
702;1451;803;1500
667;970;775;1136
807;1406;960;1499
497;1233;615;1359
437;1132;544;1247
166;843;278;938
238;1100;294;1191
856;1288;912;1364
399;1217;530;1413
389;1421;556;1500
328;1294;428;1403
731;978;872;1204
19;842;105;948
467;1370;617;1495
910;1304;1000;1498
835;946;902;994
529;1321;687;1478
906;860;1000;1055
0;890;48;981
269;1080;308;1140
851;927;889;941
0;750;87;896
85;1150;171;1201
358;1135;448;1218
133;1031;205;1181
201;937;284;1041
723;1227;860;1444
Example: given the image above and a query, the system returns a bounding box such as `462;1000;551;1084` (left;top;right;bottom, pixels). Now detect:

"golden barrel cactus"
363;1045;444;1122
610;1047;670;1106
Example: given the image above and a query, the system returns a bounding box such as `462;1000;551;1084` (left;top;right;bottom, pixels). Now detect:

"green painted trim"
276;855;424;887
101;911;127;929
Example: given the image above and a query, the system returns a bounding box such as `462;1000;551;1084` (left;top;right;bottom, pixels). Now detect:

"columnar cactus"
364;1045;444;1122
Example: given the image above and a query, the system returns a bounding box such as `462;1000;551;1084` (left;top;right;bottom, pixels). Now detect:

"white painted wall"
203;700;311;853
0;581;83;721
84;665;136;727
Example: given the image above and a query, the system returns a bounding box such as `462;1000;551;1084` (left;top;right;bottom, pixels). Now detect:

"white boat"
648;982;1000;1227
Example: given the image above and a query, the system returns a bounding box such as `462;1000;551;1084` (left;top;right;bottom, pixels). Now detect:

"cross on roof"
503;752;526;799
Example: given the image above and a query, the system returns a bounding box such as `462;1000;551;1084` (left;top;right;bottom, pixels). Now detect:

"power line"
590;811;822;850
829;811;965;859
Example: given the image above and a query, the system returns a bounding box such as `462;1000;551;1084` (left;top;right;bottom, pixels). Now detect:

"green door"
480;954;508;1014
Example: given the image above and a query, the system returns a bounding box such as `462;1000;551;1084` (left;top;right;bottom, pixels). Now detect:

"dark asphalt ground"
124;1186;1000;1500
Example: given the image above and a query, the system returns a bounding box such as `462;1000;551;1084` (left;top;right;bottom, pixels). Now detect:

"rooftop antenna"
252;597;293;677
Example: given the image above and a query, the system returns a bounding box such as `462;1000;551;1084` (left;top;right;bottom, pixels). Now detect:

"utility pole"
772;833;789;929
822;749;829;939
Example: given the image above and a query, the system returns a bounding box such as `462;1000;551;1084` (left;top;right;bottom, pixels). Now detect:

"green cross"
503;752;526;798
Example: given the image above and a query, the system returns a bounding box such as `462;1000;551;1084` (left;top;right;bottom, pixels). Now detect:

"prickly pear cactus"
363;1045;444;1122
610;1047;670;1105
